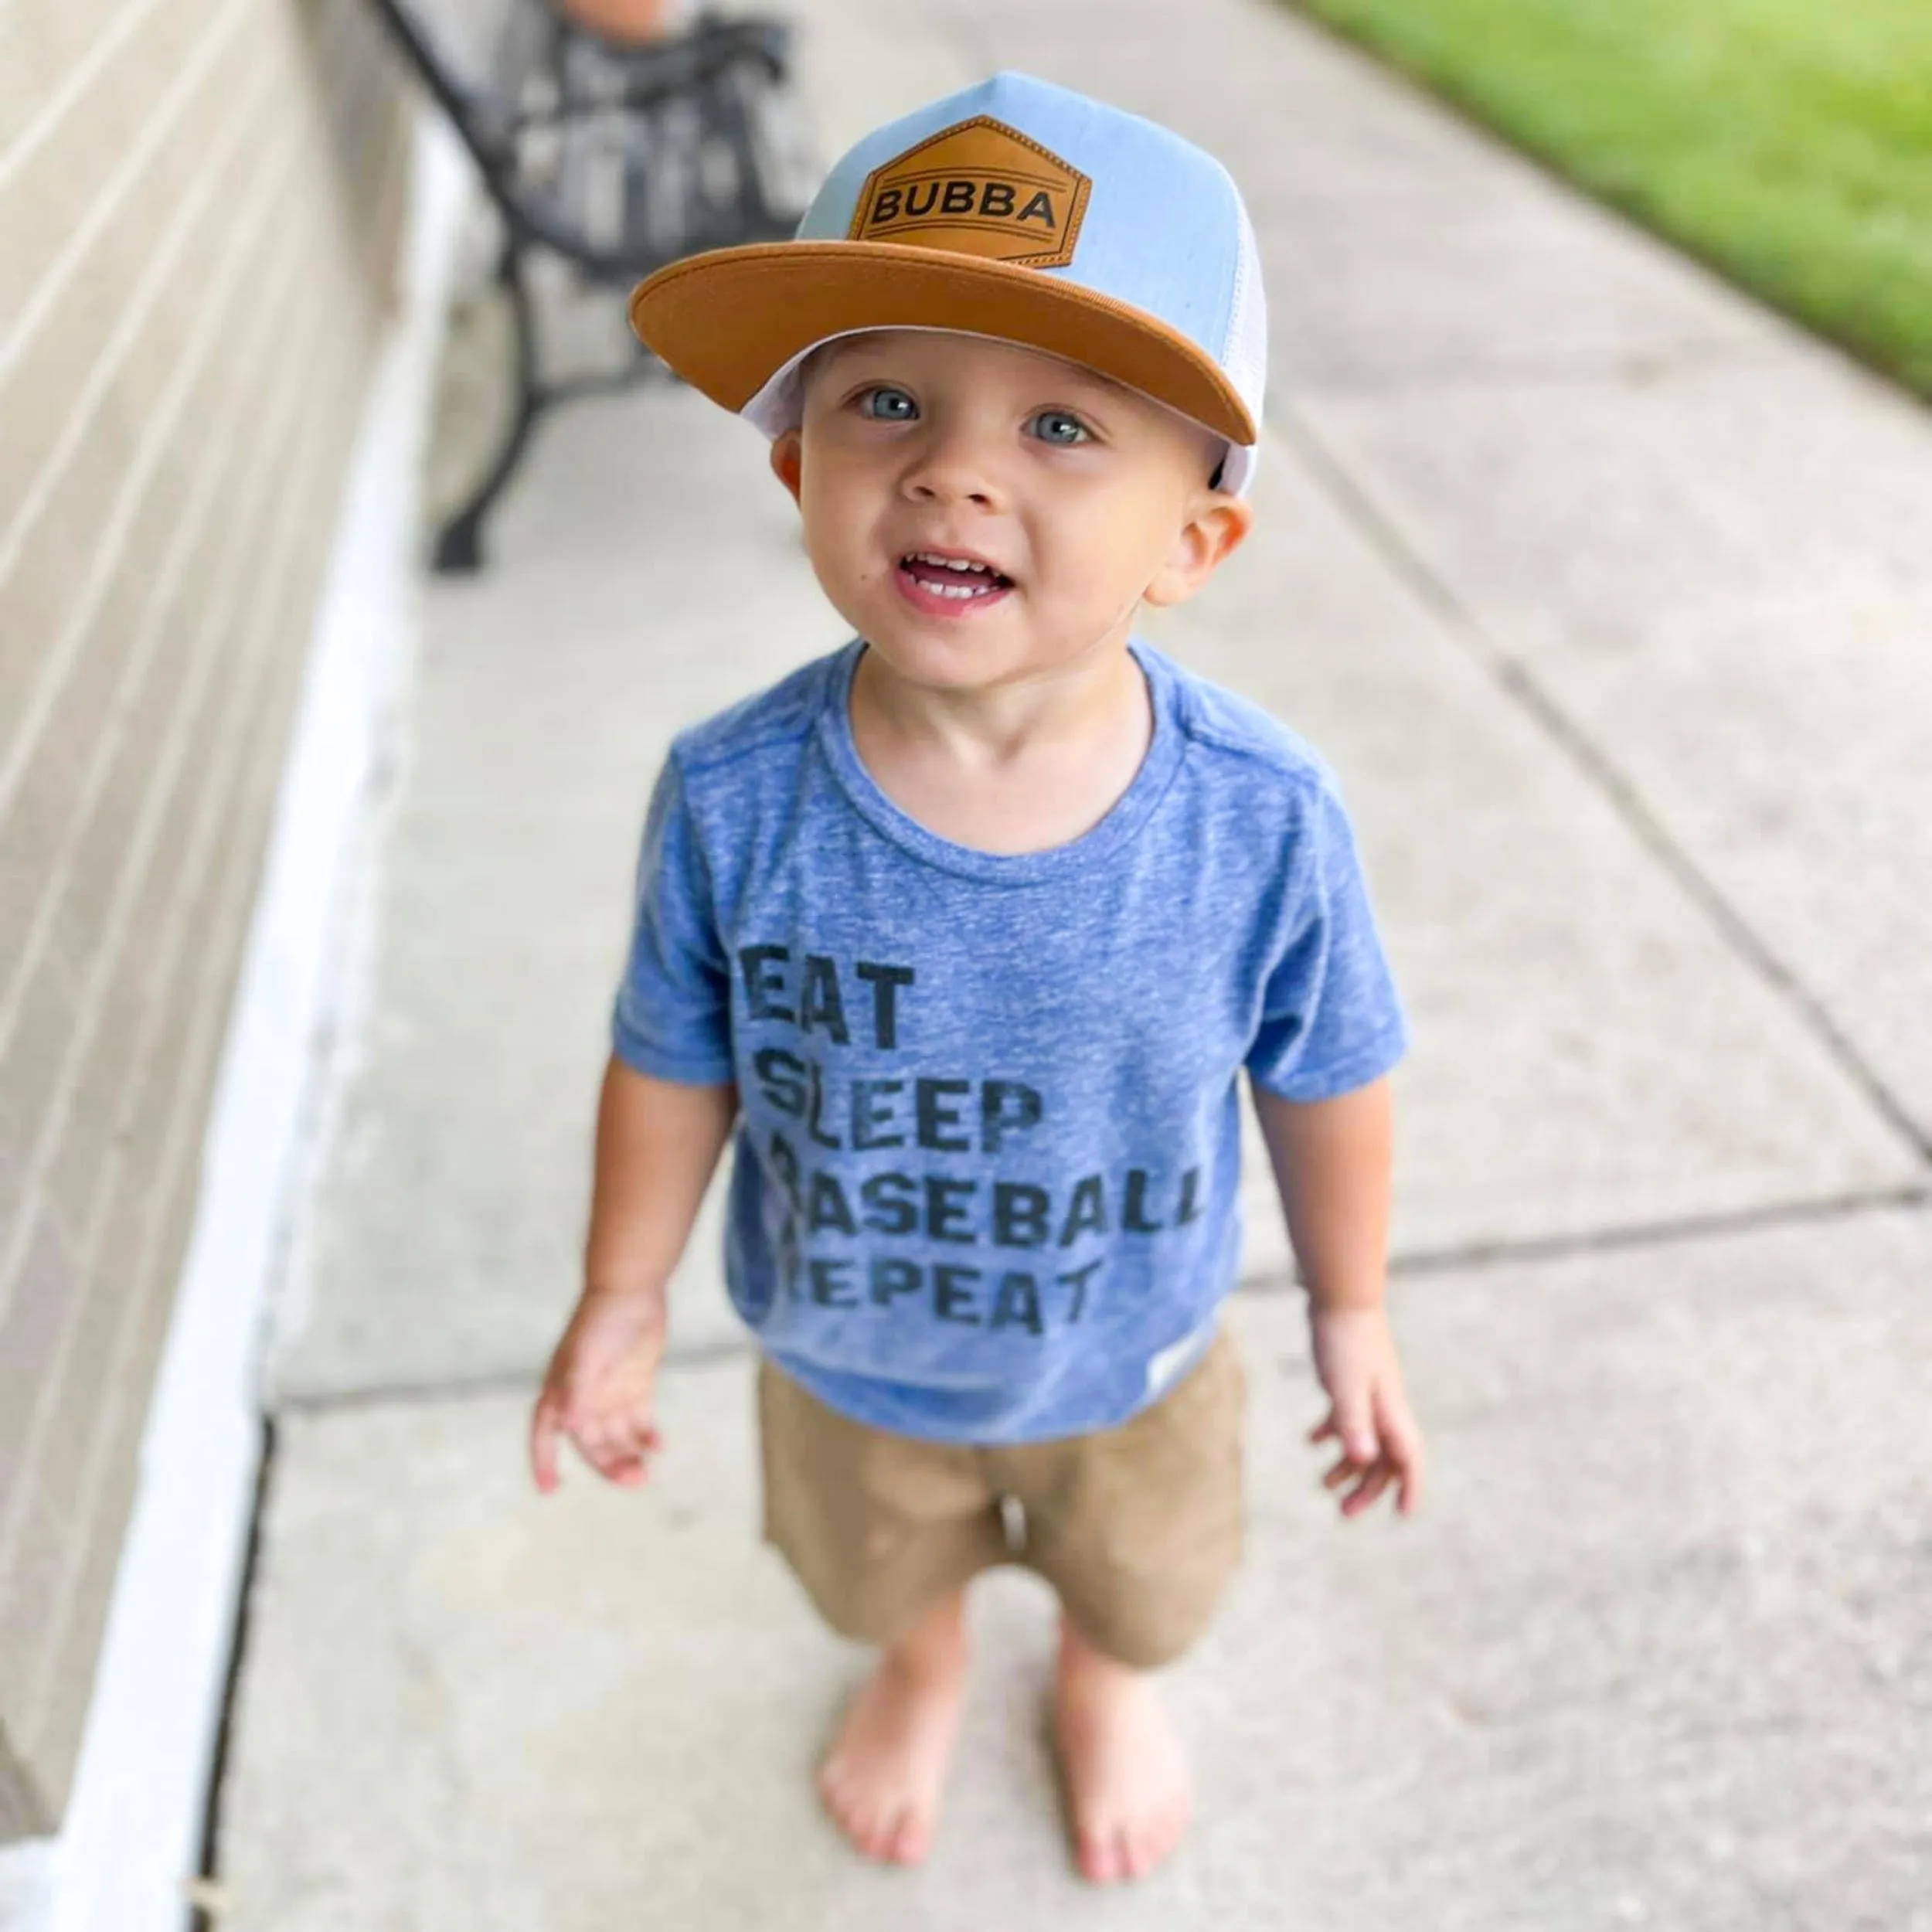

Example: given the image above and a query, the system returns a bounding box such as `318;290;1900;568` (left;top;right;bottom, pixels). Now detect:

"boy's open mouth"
896;548;1015;611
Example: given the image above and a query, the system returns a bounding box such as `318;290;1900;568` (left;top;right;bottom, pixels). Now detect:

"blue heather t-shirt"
613;638;1409;1444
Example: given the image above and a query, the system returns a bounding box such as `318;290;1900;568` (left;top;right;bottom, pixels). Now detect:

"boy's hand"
1306;1303;1424;1518
529;1290;668;1493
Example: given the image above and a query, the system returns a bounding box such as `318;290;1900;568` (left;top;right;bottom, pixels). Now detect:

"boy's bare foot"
1053;1616;1192;1883
817;1591;970;1866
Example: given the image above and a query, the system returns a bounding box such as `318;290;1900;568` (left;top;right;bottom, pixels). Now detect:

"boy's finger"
1387;1427;1425;1512
1373;1382;1422;1456
1376;1413;1424;1512
1343;1464;1393;1515
583;1435;645;1486
530;1396;563;1492
578;1414;658;1486
1333;1395;1377;1464
1396;1461;1423;1514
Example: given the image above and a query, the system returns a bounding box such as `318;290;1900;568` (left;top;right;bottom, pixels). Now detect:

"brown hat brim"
628;240;1257;446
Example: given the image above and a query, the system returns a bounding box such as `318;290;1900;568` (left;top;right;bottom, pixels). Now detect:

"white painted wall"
0;111;468;1932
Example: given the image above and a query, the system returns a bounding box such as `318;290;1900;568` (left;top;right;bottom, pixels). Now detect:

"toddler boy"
530;72;1424;1886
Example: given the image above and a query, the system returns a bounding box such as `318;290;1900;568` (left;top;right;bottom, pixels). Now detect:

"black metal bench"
367;0;809;570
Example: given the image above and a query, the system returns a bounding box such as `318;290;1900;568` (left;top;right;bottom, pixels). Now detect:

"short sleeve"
1246;783;1410;1100
611;753;736;1083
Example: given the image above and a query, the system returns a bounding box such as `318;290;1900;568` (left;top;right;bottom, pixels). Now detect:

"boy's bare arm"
530;1058;736;1492
1251;1076;1423;1515
1250;1077;1392;1312
584;1056;739;1306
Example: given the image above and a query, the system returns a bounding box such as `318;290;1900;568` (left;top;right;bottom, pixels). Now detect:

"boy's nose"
900;428;1003;509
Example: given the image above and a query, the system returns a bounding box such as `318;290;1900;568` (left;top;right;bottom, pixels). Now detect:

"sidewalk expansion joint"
1246;1180;1930;1291
270;1336;753;1420
269;1185;1928;1421
1268;392;1932;1172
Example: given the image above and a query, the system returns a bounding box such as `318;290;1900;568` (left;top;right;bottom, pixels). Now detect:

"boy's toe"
818;1766;869;1848
1077;1829;1117;1883
886;1809;930;1865
874;1804;910;1861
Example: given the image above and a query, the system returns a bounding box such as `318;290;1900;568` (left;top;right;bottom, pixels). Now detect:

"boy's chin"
859;614;1138;697
864;646;992;697
858;614;1017;686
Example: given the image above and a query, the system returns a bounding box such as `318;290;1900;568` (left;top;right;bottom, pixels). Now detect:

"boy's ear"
1142;492;1255;609
769;430;804;503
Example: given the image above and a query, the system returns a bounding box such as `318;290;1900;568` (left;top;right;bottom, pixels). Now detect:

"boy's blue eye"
861;386;917;420
1029;409;1090;445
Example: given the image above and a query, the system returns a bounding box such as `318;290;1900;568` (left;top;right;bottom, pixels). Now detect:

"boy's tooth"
901;553;1002;597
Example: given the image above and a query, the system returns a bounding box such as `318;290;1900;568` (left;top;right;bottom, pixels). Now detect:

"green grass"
1287;0;1932;395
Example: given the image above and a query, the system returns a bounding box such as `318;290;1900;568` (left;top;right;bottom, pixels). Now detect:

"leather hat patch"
848;116;1092;268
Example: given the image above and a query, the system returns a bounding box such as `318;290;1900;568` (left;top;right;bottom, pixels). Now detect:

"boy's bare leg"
818;1586;971;1866
1053;1613;1192;1883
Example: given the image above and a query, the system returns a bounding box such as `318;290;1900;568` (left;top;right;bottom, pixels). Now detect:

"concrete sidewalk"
219;2;1932;1925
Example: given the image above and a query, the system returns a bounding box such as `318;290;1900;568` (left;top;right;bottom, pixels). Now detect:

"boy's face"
770;330;1252;694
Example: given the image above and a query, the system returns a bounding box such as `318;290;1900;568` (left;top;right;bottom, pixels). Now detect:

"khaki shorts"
757;1329;1247;1671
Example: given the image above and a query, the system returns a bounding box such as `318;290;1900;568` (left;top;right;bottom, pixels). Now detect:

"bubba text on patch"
848;116;1092;267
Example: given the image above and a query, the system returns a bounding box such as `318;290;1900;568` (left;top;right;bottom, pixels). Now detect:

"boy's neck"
852;624;1145;767
848;625;1157;856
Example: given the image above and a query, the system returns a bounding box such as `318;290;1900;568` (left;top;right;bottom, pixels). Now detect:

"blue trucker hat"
628;71;1268;493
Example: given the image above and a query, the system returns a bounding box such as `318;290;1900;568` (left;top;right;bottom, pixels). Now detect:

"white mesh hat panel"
1213;197;1268;495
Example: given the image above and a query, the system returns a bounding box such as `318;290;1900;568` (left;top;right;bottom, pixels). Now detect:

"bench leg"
434;244;545;573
